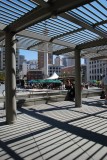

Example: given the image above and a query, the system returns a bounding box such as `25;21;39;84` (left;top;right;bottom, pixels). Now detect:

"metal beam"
49;0;94;14
0;23;5;42
77;38;107;50
32;0;48;6
18;30;76;48
27;41;43;50
4;6;52;33
0;32;5;42
53;37;107;55
53;47;74;55
50;28;84;41
90;56;107;61
0;26;76;48
60;13;107;38
93;20;107;28
4;0;94;33
0;23;6;30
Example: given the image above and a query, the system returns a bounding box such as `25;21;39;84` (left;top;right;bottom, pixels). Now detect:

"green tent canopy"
28;79;62;84
44;79;62;83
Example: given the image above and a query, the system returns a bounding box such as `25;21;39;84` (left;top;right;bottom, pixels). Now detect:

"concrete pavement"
0;96;107;160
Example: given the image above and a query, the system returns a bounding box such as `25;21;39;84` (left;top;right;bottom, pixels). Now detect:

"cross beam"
60;13;107;38
4;0;94;33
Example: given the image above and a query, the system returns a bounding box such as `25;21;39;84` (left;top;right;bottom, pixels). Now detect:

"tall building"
22;61;29;77
0;50;3;70
27;60;37;70
66;57;75;66
19;55;25;71
0;47;19;73
85;58;107;81
62;57;67;67
62;56;75;67
38;52;53;69
54;56;61;66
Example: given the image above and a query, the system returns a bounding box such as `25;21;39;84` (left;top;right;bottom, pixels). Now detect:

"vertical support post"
44;43;48;78
75;49;82;107
5;31;17;124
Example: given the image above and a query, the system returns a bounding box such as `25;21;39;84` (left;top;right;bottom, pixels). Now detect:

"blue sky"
19;49;84;64
19;49;38;60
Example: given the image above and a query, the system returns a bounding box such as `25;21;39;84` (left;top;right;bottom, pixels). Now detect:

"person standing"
65;80;75;101
101;75;107;104
65;79;71;90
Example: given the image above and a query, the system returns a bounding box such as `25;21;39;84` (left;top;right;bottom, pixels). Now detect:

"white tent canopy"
47;72;59;79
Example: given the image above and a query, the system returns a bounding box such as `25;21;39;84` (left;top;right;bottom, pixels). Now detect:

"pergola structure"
0;0;107;124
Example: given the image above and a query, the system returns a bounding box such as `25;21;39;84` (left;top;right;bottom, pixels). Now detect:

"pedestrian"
65;80;75;101
65;79;71;90
101;75;107;104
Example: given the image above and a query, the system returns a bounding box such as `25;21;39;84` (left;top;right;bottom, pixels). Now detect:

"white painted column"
5;32;17;124
75;49;82;107
44;43;48;78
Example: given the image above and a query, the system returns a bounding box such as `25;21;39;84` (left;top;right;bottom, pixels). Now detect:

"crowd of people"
16;77;107;104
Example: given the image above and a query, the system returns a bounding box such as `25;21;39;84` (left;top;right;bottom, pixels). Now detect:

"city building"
60;65;86;82
22;61;30;77
62;56;75;67
19;55;25;71
19;60;38;79
48;64;63;77
61;66;75;78
27;70;43;80
0;47;20;77
62;57;67;67
38;51;53;69
27;60;37;70
85;58;107;81
54;56;63;66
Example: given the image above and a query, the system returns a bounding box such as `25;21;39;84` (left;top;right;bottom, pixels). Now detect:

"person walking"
101;75;107;104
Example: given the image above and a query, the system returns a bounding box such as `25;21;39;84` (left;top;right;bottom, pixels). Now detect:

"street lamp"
63;71;65;83
100;73;103;80
81;68;83;83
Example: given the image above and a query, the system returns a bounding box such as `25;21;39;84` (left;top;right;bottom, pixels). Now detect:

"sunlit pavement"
0;96;107;160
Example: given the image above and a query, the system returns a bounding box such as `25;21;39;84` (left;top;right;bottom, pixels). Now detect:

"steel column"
75;49;82;107
5;32;17;124
44;43;48;78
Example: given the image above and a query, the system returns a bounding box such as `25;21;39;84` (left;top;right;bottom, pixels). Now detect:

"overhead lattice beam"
90;56;107;61
50;28;84;41
4;0;94;33
0;32;5;42
53;47;74;55
53;37;107;55
0;23;5;41
60;13;107;38
93;20;107;28
0;22;76;48
27;41;43;50
32;0;48;6
77;38;107;50
18;30;76;48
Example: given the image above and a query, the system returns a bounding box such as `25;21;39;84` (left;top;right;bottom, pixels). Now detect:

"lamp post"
100;73;103;80
63;71;65;83
81;67;83;83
